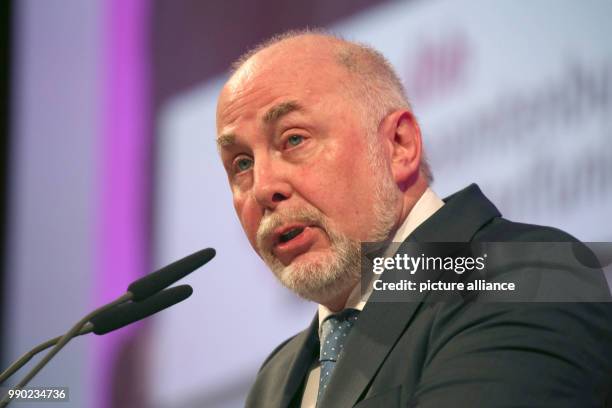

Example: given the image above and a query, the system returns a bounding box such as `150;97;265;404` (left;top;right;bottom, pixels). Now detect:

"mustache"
256;207;326;252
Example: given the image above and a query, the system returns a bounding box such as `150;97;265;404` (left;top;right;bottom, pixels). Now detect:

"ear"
379;110;423;190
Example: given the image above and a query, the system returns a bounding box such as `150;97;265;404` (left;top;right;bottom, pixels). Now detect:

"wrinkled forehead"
216;49;351;125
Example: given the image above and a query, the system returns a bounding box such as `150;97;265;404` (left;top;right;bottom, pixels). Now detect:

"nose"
252;158;292;210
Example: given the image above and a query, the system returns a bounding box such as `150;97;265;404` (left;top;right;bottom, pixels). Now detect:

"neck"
321;284;356;312
396;179;428;233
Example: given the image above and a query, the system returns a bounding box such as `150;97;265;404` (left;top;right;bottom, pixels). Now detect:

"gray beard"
256;144;400;304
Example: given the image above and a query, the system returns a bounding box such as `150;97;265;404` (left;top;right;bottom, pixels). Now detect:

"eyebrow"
216;133;236;148
216;101;303;149
263;100;302;124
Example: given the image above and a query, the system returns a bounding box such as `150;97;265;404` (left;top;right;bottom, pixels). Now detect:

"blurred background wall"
2;1;611;407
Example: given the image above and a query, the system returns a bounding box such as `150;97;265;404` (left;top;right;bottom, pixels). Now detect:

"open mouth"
278;226;305;244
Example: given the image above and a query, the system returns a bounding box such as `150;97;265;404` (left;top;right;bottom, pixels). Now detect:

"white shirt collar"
317;187;445;329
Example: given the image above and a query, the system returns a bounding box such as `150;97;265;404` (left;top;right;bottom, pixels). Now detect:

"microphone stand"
0;324;93;384
0;292;133;407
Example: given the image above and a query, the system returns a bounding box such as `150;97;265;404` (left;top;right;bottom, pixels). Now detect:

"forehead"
216;50;351;132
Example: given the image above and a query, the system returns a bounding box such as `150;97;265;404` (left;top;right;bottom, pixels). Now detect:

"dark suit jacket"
245;184;612;407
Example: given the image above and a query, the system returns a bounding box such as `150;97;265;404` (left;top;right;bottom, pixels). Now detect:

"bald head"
229;30;411;127
231;31;348;72
219;29;433;183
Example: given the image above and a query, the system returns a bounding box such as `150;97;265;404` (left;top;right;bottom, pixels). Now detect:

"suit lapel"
277;314;319;408
318;184;501;408
411;184;501;243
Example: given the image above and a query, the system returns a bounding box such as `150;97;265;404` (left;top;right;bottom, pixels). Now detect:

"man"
215;30;612;407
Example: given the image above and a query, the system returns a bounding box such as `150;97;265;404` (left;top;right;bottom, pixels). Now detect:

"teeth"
279;227;305;243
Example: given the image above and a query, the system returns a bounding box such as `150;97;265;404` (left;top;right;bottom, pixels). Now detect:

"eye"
285;134;304;148
233;156;253;173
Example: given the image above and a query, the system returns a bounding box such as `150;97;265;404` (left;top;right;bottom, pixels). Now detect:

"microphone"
91;284;193;334
0;248;214;407
0;285;193;384
128;248;215;301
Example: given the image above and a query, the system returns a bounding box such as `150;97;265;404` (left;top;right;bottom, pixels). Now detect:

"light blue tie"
317;309;360;405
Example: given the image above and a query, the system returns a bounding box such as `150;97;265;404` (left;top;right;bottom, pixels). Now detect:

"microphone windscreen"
128;247;215;301
91;285;193;335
